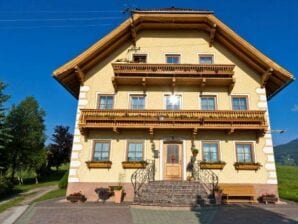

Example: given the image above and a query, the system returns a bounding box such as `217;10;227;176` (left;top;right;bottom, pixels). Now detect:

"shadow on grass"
192;204;298;224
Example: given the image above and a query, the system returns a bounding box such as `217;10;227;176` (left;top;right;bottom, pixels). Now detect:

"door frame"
159;139;186;180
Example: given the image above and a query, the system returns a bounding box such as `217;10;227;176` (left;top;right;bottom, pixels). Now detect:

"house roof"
53;9;294;99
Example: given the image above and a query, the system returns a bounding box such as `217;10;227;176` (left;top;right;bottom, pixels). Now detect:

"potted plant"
259;194;278;204
191;147;199;157
66;192;87;203
214;186;223;205
95;188;112;203
110;185;123;203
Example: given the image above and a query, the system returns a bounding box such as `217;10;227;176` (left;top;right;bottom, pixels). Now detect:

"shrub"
0;177;14;199
58;171;68;189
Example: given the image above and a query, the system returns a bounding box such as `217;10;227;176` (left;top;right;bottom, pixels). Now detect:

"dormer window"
133;54;147;63
199;55;214;64
166;54;180;64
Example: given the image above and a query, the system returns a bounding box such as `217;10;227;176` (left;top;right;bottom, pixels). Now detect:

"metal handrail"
131;160;155;198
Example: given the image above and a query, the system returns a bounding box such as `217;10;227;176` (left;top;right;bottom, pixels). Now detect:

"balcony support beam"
209;24;217;47
261;68;273;88
149;128;154;142
74;65;85;85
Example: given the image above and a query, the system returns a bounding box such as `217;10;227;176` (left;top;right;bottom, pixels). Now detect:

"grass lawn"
276;165;298;202
33;188;66;203
0;196;25;213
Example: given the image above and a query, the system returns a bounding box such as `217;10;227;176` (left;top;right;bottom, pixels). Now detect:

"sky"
0;0;297;145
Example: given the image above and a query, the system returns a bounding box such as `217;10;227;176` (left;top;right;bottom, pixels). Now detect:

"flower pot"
114;190;123;203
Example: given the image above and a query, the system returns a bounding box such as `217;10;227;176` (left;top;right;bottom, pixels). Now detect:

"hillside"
274;139;298;165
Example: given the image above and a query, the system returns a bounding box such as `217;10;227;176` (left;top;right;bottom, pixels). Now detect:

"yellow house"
53;9;294;204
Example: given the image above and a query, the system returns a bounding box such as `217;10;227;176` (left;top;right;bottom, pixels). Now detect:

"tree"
47;125;73;170
6;97;46;181
0;81;11;174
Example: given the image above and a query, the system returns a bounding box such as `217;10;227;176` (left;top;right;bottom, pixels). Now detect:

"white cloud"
291;104;298;112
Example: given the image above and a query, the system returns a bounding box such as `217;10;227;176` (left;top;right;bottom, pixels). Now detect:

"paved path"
0;185;58;224
15;199;298;224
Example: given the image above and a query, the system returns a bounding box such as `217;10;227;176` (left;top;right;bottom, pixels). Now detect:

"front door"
163;142;182;180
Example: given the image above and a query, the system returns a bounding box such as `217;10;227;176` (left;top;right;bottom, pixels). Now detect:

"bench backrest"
222;185;255;195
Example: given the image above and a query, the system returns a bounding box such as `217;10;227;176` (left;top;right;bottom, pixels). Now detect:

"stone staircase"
133;180;213;207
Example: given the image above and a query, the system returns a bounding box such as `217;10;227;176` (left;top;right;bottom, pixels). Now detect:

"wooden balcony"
79;109;267;136
111;63;235;92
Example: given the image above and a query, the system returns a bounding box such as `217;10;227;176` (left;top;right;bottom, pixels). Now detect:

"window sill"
200;161;226;170
86;161;112;169
234;162;261;171
122;161;147;169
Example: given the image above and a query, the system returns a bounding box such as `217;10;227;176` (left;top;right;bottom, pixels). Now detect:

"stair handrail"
193;160;218;195
131;159;155;198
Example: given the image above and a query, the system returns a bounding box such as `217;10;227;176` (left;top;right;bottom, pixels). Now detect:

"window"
165;95;181;110
127;142;144;161
98;95;114;109
166;54;180;64
236;143;253;163
133;54;147;63
199;55;213;64
201;96;216;110
203;142;219;161
93;141;110;161
232;96;248;110
130;95;145;109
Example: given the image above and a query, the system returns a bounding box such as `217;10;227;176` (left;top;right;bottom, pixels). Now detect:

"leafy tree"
0;81;11;174
6;97;46;181
47;125;73;170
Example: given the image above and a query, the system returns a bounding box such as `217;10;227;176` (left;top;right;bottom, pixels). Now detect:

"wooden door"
163;143;182;180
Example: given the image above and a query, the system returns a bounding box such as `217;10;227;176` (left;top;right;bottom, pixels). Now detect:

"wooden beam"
149;128;154;141
261;68;273;88
113;127;120;134
112;77;118;92
172;77;176;94
209;24;217;47
142;77;147;94
130;18;137;46
228;78;235;94
200;78;206;93
74;65;85;85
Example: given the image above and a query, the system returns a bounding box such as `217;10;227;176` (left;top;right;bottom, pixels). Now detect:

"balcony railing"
79;109;267;134
111;63;235;92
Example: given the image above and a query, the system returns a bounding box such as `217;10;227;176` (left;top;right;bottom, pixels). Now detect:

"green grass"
0;196;25;213
33;188;66;203
276;165;298;202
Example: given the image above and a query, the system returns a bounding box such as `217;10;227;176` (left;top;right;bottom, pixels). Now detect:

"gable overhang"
53;11;294;99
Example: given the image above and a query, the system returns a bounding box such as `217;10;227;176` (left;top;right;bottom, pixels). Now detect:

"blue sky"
0;0;297;145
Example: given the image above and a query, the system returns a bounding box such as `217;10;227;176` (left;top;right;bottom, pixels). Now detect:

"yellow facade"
68;30;276;187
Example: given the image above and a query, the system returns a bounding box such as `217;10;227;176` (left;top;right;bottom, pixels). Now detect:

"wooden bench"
221;185;256;203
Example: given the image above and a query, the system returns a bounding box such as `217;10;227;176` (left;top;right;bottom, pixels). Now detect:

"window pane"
201;97;215;110
199;56;213;64
166;55;180;64
232;97;247;110
93;142;110;161
131;96;145;109
133;54;147;63
237;144;252;163
165;95;181;110
128;143;143;161
203;143;218;161
98;96;114;109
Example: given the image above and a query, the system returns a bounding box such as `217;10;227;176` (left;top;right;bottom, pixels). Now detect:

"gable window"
201;96;216;110
130;95;145;109
203;142;219;161
98;95;114;109
93;141;110;161
232;96;248;110
236;143;253;163
166;54;180;64
127;142;144;161
133;54;147;63
199;55;214;64
165;95;181;110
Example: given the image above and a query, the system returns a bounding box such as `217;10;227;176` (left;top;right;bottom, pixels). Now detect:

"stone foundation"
67;182;134;202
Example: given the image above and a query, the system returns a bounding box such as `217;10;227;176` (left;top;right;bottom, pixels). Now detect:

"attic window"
133;54;147;63
199;55;214;64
